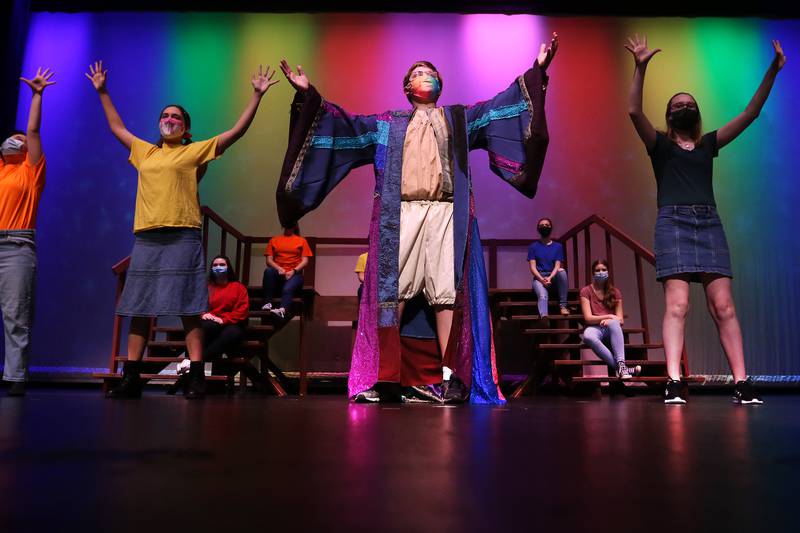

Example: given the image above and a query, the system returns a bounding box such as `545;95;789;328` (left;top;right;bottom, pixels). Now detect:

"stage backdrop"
6;12;800;379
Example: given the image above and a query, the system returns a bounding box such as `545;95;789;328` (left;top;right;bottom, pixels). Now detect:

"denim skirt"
654;205;733;282
117;228;208;317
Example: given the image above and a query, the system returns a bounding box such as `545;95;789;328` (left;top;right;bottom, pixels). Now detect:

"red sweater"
208;281;249;325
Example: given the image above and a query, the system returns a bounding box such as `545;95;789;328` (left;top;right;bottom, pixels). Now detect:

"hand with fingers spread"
773;39;787;70
85;61;108;92
537;32;559;69
624;34;661;67
251;64;280;95
20;67;56;94
279;59;310;92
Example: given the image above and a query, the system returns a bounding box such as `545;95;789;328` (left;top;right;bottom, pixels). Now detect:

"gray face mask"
1;137;25;155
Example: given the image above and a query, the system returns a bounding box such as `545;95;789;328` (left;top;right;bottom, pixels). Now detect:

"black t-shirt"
649;130;718;207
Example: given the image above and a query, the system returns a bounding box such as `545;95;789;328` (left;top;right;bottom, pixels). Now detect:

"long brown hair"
591;259;618;311
664;92;703;145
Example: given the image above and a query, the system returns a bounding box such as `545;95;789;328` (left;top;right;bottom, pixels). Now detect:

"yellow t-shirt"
354;252;368;273
129;136;219;233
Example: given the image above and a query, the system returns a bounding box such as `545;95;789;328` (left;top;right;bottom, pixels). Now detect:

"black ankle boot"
242;366;270;394
106;361;143;399
185;362;206;399
166;374;189;395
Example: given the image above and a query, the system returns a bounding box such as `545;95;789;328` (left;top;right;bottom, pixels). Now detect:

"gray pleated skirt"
116;228;208;317
654;205;733;282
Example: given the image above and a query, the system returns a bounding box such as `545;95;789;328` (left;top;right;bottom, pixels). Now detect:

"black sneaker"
402;384;445;404
6;381;26;397
353;388;380;403
664;379;686;404
442;376;468;404
733;378;763;405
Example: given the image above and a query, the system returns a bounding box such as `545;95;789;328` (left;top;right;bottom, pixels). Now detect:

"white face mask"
1;137;25;155
159;119;185;140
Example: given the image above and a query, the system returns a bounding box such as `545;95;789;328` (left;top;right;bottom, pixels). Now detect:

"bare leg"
127;317;151;362
434;305;454;359
662;277;691;380
702;275;747;382
182;315;204;363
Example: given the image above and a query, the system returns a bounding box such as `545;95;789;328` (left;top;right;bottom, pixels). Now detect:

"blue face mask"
211;265;228;276
594;271;609;283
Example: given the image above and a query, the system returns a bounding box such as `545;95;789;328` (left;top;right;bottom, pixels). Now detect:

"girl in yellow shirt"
86;61;279;399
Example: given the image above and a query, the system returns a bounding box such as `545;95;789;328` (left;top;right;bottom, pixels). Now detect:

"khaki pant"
398;201;455;305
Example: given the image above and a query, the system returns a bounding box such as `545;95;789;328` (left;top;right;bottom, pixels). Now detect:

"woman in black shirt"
625;34;785;404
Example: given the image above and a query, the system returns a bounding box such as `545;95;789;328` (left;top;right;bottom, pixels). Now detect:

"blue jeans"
262;267;304;311
532;269;568;317
582;319;625;368
0;230;36;382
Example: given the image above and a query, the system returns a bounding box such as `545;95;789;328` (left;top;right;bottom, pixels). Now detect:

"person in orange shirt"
261;224;312;319
0;68;54;397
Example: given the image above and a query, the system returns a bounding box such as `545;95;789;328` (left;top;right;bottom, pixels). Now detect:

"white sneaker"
269;307;286;319
176;358;191;375
261;302;273;311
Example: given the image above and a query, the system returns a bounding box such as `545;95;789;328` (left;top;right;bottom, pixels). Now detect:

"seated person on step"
528;217;569;317
261;224;312;318
579;259;641;379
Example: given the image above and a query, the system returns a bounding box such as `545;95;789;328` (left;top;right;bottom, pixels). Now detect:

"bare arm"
581;297;608;325
19;68;56;165
547;260;562;280
529;260;547;283
624;35;661;152
266;255;285;274
85;61;134;150
613;299;625;325
718;40;786;149
216;65;279;155
357;271;365;283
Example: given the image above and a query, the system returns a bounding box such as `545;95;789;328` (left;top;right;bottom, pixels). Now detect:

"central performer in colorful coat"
277;34;558;404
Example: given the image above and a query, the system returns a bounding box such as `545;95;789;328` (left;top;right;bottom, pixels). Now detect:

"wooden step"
115;355;262;363
497;301;580;308
489;288;580;296
153;325;275;336
93;372;229;382
553;359;664;366
538;343;663;350
572;375;706;383
249;296;304;306
147;340;265;350
525;327;646;335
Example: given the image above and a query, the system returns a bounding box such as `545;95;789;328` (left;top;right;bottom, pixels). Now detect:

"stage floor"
1;390;798;532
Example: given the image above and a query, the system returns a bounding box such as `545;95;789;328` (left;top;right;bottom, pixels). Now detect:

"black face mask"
668;107;699;131
538;225;552;237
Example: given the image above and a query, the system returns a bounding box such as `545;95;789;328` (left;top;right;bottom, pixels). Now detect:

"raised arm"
276;59;380;227
19;67;56;165
216;65;280;155
624;34;661;152
85;61;135;150
718;40;786;149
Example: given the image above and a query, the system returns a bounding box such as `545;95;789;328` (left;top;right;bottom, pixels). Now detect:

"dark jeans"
262;267;304;311
201;320;246;361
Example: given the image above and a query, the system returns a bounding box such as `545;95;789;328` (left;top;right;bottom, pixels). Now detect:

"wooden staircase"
94;206;317;396
488;215;704;398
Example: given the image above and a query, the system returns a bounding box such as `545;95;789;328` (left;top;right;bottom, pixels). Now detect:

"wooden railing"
107;209;689;381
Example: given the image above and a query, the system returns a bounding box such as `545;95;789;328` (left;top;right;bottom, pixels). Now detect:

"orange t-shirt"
264;234;313;270
0;154;46;230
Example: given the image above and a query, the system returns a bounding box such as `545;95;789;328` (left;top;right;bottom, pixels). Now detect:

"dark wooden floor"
1;389;798;532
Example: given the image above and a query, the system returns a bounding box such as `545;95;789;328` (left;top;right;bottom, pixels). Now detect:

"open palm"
773;39;787;70
537;32;559;69
624;34;661;66
252;65;280;95
85;61;108;91
279;59;310;91
20;67;56;94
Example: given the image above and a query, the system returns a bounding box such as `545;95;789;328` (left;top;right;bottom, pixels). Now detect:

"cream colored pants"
398;200;455;305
